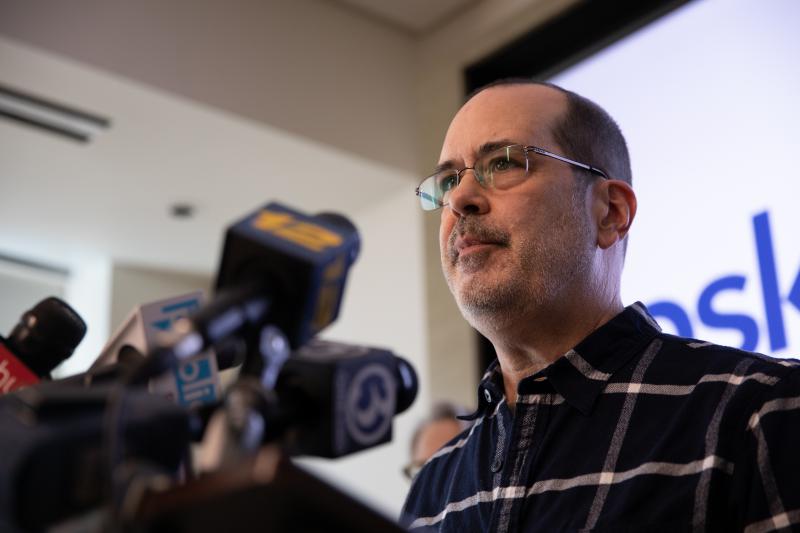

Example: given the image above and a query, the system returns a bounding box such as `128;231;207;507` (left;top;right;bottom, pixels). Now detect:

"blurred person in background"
404;403;471;481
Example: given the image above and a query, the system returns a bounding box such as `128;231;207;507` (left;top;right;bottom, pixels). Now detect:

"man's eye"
438;173;458;192
489;157;524;173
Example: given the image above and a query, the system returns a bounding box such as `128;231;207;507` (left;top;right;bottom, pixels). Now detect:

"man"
402;80;800;532
404;403;470;481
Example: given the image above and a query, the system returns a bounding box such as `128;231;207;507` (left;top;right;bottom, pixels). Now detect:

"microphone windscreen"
7;297;86;376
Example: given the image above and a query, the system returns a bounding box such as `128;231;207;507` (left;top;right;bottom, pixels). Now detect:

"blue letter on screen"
753;212;786;351
697;275;759;351
648;301;693;338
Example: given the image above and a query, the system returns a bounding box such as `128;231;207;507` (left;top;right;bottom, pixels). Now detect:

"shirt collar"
467;302;661;419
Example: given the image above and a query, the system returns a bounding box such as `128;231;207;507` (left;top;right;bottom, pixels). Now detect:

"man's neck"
483;298;624;406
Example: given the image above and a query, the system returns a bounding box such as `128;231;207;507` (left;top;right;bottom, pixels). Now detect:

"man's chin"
453;248;499;275
453;279;510;313
449;266;492;291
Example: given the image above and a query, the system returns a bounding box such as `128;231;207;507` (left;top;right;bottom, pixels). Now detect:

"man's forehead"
439;84;567;164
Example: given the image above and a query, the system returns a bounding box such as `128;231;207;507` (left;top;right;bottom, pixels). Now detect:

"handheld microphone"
0;297;86;393
212;202;360;351
76;291;234;408
138;203;360;383
0;382;191;532
275;339;418;458
197;339;417;470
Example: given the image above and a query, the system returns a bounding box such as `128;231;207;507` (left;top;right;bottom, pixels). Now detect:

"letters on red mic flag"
0;343;40;393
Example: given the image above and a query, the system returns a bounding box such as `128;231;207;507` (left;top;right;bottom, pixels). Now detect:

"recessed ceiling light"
170;203;195;219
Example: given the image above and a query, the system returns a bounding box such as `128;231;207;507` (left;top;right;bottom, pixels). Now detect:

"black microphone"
197;339;417;469
57;339;244;393
45;291;242;419
0;297;86;392
133;203;361;383
0;382;191;532
212;202;360;351
273;339;418;458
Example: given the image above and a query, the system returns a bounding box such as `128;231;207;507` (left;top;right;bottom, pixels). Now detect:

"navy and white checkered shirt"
401;303;800;532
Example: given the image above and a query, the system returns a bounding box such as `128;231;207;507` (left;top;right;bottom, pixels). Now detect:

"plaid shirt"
401;303;800;532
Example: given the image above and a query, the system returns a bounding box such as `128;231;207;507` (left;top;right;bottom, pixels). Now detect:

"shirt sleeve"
740;366;800;532
400;474;429;531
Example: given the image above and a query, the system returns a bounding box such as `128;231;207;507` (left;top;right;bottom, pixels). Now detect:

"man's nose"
448;170;489;216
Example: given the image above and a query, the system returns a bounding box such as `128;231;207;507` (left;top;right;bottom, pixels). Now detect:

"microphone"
0;382;192;531
135;203;360;383
0;297;86;393
74;291;240;408
275;339;417;458
197;339;417;470
212;202;360;351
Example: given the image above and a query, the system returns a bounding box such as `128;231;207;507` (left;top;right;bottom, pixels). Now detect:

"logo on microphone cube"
343;363;396;448
174;353;218;408
251;209;343;252
149;297;201;335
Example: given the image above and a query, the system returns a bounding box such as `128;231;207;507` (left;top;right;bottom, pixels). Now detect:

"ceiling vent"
0;84;110;143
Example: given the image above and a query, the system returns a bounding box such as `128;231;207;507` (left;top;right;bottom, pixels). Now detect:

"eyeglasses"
415;144;609;211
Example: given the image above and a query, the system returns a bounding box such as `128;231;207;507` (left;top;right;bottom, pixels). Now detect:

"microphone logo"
251;209;343;252
344;364;396;446
0;344;40;393
176;357;218;407
0;359;17;393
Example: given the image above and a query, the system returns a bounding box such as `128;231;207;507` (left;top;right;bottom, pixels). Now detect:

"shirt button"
491;458;503;472
484;389;492;403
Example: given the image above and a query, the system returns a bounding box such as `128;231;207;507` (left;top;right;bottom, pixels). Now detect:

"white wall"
0;257;66;336
60;254;112;376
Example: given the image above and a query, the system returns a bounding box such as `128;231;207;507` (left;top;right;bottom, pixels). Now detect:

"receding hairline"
463;78;632;186
444;81;572;165
465;79;569;105
463;81;571;144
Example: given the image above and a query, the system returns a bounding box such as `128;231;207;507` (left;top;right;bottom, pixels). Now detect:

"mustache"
447;218;510;262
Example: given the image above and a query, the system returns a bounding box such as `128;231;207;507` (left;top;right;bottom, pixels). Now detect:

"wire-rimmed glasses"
415;144;609;211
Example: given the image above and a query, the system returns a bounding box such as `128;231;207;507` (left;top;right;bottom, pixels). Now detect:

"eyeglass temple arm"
529;146;609;179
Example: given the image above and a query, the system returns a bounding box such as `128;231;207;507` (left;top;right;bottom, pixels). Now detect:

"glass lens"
416;146;530;210
417;171;458;211
417;175;442;211
477;145;528;189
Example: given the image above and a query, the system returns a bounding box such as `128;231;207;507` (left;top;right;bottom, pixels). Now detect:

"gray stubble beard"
444;190;595;333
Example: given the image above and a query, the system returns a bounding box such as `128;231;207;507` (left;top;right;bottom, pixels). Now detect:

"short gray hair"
467;78;632;186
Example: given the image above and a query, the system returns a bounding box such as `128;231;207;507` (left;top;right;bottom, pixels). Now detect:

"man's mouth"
447;222;509;264
455;236;501;255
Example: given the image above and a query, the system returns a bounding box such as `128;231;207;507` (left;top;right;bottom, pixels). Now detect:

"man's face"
438;85;597;326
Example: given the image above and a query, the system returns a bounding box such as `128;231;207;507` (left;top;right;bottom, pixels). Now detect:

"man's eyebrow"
434;139;521;174
477;139;519;157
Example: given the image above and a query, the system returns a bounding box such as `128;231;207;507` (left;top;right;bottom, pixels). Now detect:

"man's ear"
594;179;637;250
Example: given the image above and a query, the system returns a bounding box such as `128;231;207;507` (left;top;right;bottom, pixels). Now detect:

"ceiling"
332;0;480;34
